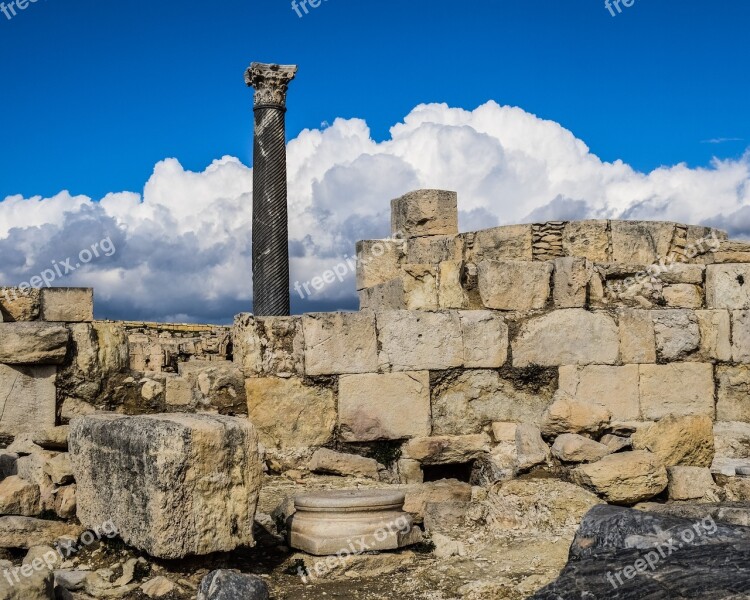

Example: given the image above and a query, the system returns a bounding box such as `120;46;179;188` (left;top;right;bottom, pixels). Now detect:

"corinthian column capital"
244;63;298;110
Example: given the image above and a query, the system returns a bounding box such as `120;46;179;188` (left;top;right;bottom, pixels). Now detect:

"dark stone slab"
197;570;269;600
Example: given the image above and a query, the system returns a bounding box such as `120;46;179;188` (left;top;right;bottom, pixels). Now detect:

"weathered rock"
431;369;556;435
717;366;750;421
713;421;750;460
551;434;610;463
0;516;83;549
558;365;640;421
639;363;715;419
42;453;73;485
176;361;247;415
0;365;56;438
610;220;675;264
468;224;533;261
600;434;632;453
541;391;611;438
631;414;714;467
401;434;490;465
0;323;69;364
484;478;602;533
391;189;458;238
140;576;176;598
40;288;93;322
31;426;69;451
358;279;405;311
513;309;619;367
562;220;610;262
437;261;468;309
0;565;54;599
377;310;463;371
667;466;718;501
423;501;469;533
0;475;41;516
245;377;335;449
572;451;668;504
0;287;41;322
531;505;750;599
458;311;508;368
356;239;406;290
697;309;732;361
69;413;262;559
663;283;704;308
477;260;552;311
401;480;472;521
618;309;656;363
515;424;551;471
406;234;462;265
653;309;701;361
197;570;270;600
338;371;430;441
491;421;517;443
23;544;61;571
401;264;438;310
308;449;381;479
54;485;76;519
732;309;750;363
553;257;592;308
302;311;378;376
397;459;423;484
233;314;304;377
706;263;750;309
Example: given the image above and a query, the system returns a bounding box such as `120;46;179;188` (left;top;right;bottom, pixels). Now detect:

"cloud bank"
1;101;749;323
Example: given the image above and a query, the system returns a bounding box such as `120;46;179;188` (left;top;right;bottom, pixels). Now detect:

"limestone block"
652;310;700;361
572;451;668;504
512;309;619;367
391;190;458;238
696;310;732;361
401;434;491;465
177;361;247;415
717;366;750;422
0;323;69;364
639;363;715;419
402;264;438;310
431;369;556;434
303;311;378;375
610;221;675;265
540;391;611;438
358;279;405;311
553;257;592;308
377;310;462;371
406;235;462;264
713;421;750;460
551;434;610;464
397;459;424;484
423;501;469;533
0;287;41;322
290;490;419;556
0;365;56;437
55;484;76;519
667;466;718;501
246;377;335;449
0;476;41;516
0;564;53;599
233;314;304;377
459;311;508;368
562;220;610;262
308;449;381;479
40;288;93;322
477;260;552;311
164;375;194;407
437;261;468;309
467;225;534;262
400;480;472;521
706;264;750;309
43;453;73;485
662;284;704;309
618;309;656;364
708;241;750;264
0;516;83;549
491;422;518;443
732;310;750;363
600;434;631;453
659;263;705;284
355;239;406;290
558;365;640;421
338;372;430;442
515;424;551;471
69;413;262;559
631;414;714;467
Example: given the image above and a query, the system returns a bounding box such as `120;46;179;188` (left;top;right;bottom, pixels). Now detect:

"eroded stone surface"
477;260;552;311
0;323;69;365
303;311;378;375
391;190;458;238
631;414;714;467
572;451;668;504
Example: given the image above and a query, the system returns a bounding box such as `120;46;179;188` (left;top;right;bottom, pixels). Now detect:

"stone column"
244;63;298;316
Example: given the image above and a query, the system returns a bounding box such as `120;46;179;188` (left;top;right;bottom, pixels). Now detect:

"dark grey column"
244;63;298;317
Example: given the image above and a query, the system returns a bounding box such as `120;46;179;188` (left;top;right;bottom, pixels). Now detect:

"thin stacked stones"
532;222;566;261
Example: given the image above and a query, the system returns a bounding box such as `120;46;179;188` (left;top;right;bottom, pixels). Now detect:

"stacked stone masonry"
238;189;750;499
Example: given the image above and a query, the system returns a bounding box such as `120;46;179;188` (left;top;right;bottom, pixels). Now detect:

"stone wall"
236;189;750;503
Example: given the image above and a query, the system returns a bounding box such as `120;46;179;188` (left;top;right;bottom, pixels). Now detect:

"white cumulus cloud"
1;101;749;322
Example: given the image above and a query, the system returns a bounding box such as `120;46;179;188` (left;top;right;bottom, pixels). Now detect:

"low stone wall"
236;189;750;505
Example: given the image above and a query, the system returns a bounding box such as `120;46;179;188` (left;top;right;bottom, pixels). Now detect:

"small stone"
141;576;176;598
631;414;714;467
308;449;381;479
600;434;631;453
667;466;718;500
541;391;611;438
197;570;270;600
0;475;41;516
515;424;551;471
572;451;668;504
551;434;610;463
43;453;74;485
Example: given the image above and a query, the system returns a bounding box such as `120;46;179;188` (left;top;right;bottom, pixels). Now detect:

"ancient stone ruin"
3;189;750;598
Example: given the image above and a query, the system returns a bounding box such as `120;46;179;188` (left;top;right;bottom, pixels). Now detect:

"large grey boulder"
197;570;269;600
69;413;262;559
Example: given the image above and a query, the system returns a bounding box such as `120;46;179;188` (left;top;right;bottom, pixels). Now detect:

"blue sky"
0;0;749;322
1;0;748;200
